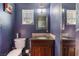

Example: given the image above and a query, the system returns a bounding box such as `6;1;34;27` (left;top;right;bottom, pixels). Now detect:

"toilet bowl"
7;38;26;56
7;49;22;56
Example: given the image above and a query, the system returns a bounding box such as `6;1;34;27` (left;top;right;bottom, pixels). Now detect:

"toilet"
7;38;26;56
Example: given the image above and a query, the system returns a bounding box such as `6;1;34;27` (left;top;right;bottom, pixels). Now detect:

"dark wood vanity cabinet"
62;40;75;56
31;40;55;56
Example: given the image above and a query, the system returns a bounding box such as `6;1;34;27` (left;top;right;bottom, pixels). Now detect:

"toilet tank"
14;38;26;49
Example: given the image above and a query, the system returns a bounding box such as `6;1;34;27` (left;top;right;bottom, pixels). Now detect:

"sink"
31;33;55;40
33;36;49;40
36;37;48;39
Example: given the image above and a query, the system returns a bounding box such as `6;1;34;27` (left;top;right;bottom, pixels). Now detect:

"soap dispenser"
16;33;19;38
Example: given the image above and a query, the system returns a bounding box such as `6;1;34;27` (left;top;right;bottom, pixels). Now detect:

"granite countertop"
31;33;55;40
31;36;55;40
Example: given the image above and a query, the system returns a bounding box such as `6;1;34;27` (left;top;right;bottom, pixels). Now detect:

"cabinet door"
39;46;52;56
62;47;68;56
31;46;40;56
31;46;52;56
62;40;75;56
68;47;75;56
62;47;75;56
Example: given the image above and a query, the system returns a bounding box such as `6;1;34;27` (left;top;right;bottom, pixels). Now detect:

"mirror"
61;3;76;40
36;15;48;32
35;8;48;33
62;3;76;31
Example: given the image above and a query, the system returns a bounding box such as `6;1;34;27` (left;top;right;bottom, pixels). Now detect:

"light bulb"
62;8;65;13
37;9;46;14
52;7;60;14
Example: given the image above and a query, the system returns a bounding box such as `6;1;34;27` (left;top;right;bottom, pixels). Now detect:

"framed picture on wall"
22;9;34;24
66;10;76;25
3;3;13;14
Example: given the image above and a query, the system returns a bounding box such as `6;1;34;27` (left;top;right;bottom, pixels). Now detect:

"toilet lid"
7;49;22;56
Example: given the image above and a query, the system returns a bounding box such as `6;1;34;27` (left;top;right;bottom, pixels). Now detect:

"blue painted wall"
15;3;50;38
0;4;3;11
0;3;15;55
0;4;3;54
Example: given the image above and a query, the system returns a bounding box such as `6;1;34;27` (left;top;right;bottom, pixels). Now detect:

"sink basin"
34;36;49;40
31;33;55;40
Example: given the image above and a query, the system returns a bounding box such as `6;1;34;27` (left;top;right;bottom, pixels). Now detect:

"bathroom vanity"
62;40;75;56
61;4;76;56
31;40;55;56
30;33;55;56
61;27;75;56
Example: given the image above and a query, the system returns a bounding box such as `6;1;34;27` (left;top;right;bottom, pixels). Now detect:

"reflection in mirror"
61;3;76;56
61;3;76;40
36;15;48;33
66;10;76;25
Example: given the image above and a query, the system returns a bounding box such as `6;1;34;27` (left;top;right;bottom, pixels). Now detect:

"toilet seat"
7;49;22;56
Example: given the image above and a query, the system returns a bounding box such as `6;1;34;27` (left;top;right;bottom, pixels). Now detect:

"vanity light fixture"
62;8;65;13
37;8;46;15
